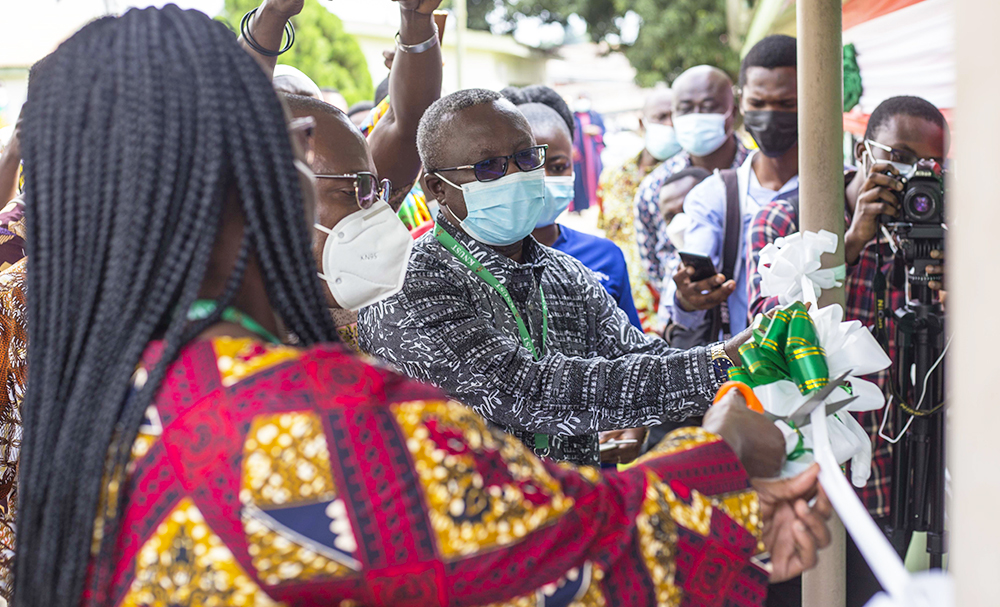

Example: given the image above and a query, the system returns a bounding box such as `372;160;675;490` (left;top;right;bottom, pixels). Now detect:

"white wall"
344;23;547;97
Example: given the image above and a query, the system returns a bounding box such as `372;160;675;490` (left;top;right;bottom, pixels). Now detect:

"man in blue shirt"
664;35;800;339
499;85;644;330
549;224;641;328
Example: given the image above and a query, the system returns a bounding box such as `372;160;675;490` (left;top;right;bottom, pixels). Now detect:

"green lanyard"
435;226;552;452
187;299;282;345
435;225;548;360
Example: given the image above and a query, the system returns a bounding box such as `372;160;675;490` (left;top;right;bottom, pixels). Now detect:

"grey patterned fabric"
358;215;723;465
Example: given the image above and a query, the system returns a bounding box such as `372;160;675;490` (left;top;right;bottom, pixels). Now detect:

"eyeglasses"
433;145;547;183
864;139;919;167
314;172;392;210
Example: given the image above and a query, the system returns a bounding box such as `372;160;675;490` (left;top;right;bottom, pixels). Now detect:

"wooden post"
796;0;846;605
951;0;1000;603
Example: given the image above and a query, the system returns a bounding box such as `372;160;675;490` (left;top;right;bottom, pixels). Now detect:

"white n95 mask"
314;199;413;311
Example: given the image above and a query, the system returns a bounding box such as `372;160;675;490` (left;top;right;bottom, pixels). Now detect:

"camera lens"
912;194;932;215
904;186;939;222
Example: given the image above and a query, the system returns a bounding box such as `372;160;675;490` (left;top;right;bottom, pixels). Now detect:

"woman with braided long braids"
15;7;831;607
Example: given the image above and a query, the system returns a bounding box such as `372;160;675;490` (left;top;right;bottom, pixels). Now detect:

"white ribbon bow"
757;230;953;607
755;231;890;485
758;229;844;307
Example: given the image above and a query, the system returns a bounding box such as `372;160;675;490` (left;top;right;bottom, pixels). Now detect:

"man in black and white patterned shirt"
359;89;765;466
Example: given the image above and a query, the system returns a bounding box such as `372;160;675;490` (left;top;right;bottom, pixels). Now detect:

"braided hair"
15;7;337;606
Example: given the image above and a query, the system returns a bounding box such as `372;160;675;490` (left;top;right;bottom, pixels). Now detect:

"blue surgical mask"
673;111;731;156
536;175;574;228
644;123;682;161
435;169;546;246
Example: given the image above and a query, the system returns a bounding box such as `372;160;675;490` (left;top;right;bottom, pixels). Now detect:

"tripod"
885;226;947;569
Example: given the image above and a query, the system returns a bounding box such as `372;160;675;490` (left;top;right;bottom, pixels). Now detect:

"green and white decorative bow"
732;234;891;485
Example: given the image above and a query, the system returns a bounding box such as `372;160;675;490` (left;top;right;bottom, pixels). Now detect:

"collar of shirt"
645;136;751;198
743;151;800;211
435;214;549;299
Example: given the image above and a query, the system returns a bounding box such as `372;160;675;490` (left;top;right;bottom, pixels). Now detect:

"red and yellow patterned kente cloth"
91;337;768;607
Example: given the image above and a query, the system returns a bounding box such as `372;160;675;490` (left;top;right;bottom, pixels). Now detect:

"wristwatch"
709;342;736;385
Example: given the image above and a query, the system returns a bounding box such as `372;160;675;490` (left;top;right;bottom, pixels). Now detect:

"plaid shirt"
747;183;902;517
632;140;749;293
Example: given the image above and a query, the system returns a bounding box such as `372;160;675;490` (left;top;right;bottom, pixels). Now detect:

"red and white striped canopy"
842;0;954;136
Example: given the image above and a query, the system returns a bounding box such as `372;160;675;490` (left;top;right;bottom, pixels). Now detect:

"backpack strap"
707;168;740;340
719;168;740;282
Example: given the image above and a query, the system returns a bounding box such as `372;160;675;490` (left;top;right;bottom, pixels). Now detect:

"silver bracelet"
395;25;439;54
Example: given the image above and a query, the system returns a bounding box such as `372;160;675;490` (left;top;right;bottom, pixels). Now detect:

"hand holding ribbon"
726;300;889;486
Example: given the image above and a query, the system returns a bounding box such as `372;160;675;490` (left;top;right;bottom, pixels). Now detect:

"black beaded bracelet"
240;8;295;57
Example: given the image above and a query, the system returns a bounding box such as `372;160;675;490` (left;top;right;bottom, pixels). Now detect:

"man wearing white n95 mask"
283;94;414;347
357;89;785;471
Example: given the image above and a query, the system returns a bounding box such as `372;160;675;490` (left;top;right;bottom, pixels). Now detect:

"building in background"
324;0;547;95
733;0;955;140
0;0;656;167
0;0;111;132
547;42;650;171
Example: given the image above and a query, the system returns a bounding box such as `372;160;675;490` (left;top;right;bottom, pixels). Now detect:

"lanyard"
435;226;552;452
187;299;282;345
435;225;548;360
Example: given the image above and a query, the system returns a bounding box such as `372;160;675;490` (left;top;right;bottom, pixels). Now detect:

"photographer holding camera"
747;95;948;607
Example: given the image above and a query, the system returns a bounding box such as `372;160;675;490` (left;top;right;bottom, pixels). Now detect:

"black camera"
895;159;945;224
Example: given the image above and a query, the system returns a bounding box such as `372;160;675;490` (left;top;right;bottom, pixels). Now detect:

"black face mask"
743;110;798;157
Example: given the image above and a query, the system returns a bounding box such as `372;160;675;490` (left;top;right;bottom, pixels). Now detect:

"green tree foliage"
219;0;373;105
452;0;738;86
623;0;739;85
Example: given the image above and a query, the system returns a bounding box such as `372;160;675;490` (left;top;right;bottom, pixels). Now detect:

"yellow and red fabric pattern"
93;336;771;606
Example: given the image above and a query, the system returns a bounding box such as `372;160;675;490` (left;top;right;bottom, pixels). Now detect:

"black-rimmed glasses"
864;139;919;167
314;172;392;209
432;145;547;183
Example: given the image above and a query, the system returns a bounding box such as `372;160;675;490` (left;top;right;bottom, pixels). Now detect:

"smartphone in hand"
678;251;719;282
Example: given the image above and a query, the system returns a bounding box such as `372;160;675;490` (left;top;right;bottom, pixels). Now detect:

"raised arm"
324;383;829;604
366;1;443;207
238;0;302;78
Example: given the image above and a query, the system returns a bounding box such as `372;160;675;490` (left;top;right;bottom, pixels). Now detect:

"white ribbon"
755;233;891;485
757;229;953;607
758;229;844;308
812;403;953;607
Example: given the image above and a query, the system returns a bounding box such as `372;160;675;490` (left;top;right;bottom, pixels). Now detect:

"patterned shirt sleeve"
0;259;25;600
747;200;797;318
360;260;720;436
370;395;768;606
633;166;669;292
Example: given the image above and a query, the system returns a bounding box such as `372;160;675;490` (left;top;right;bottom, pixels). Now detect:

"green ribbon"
727;302;830;396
